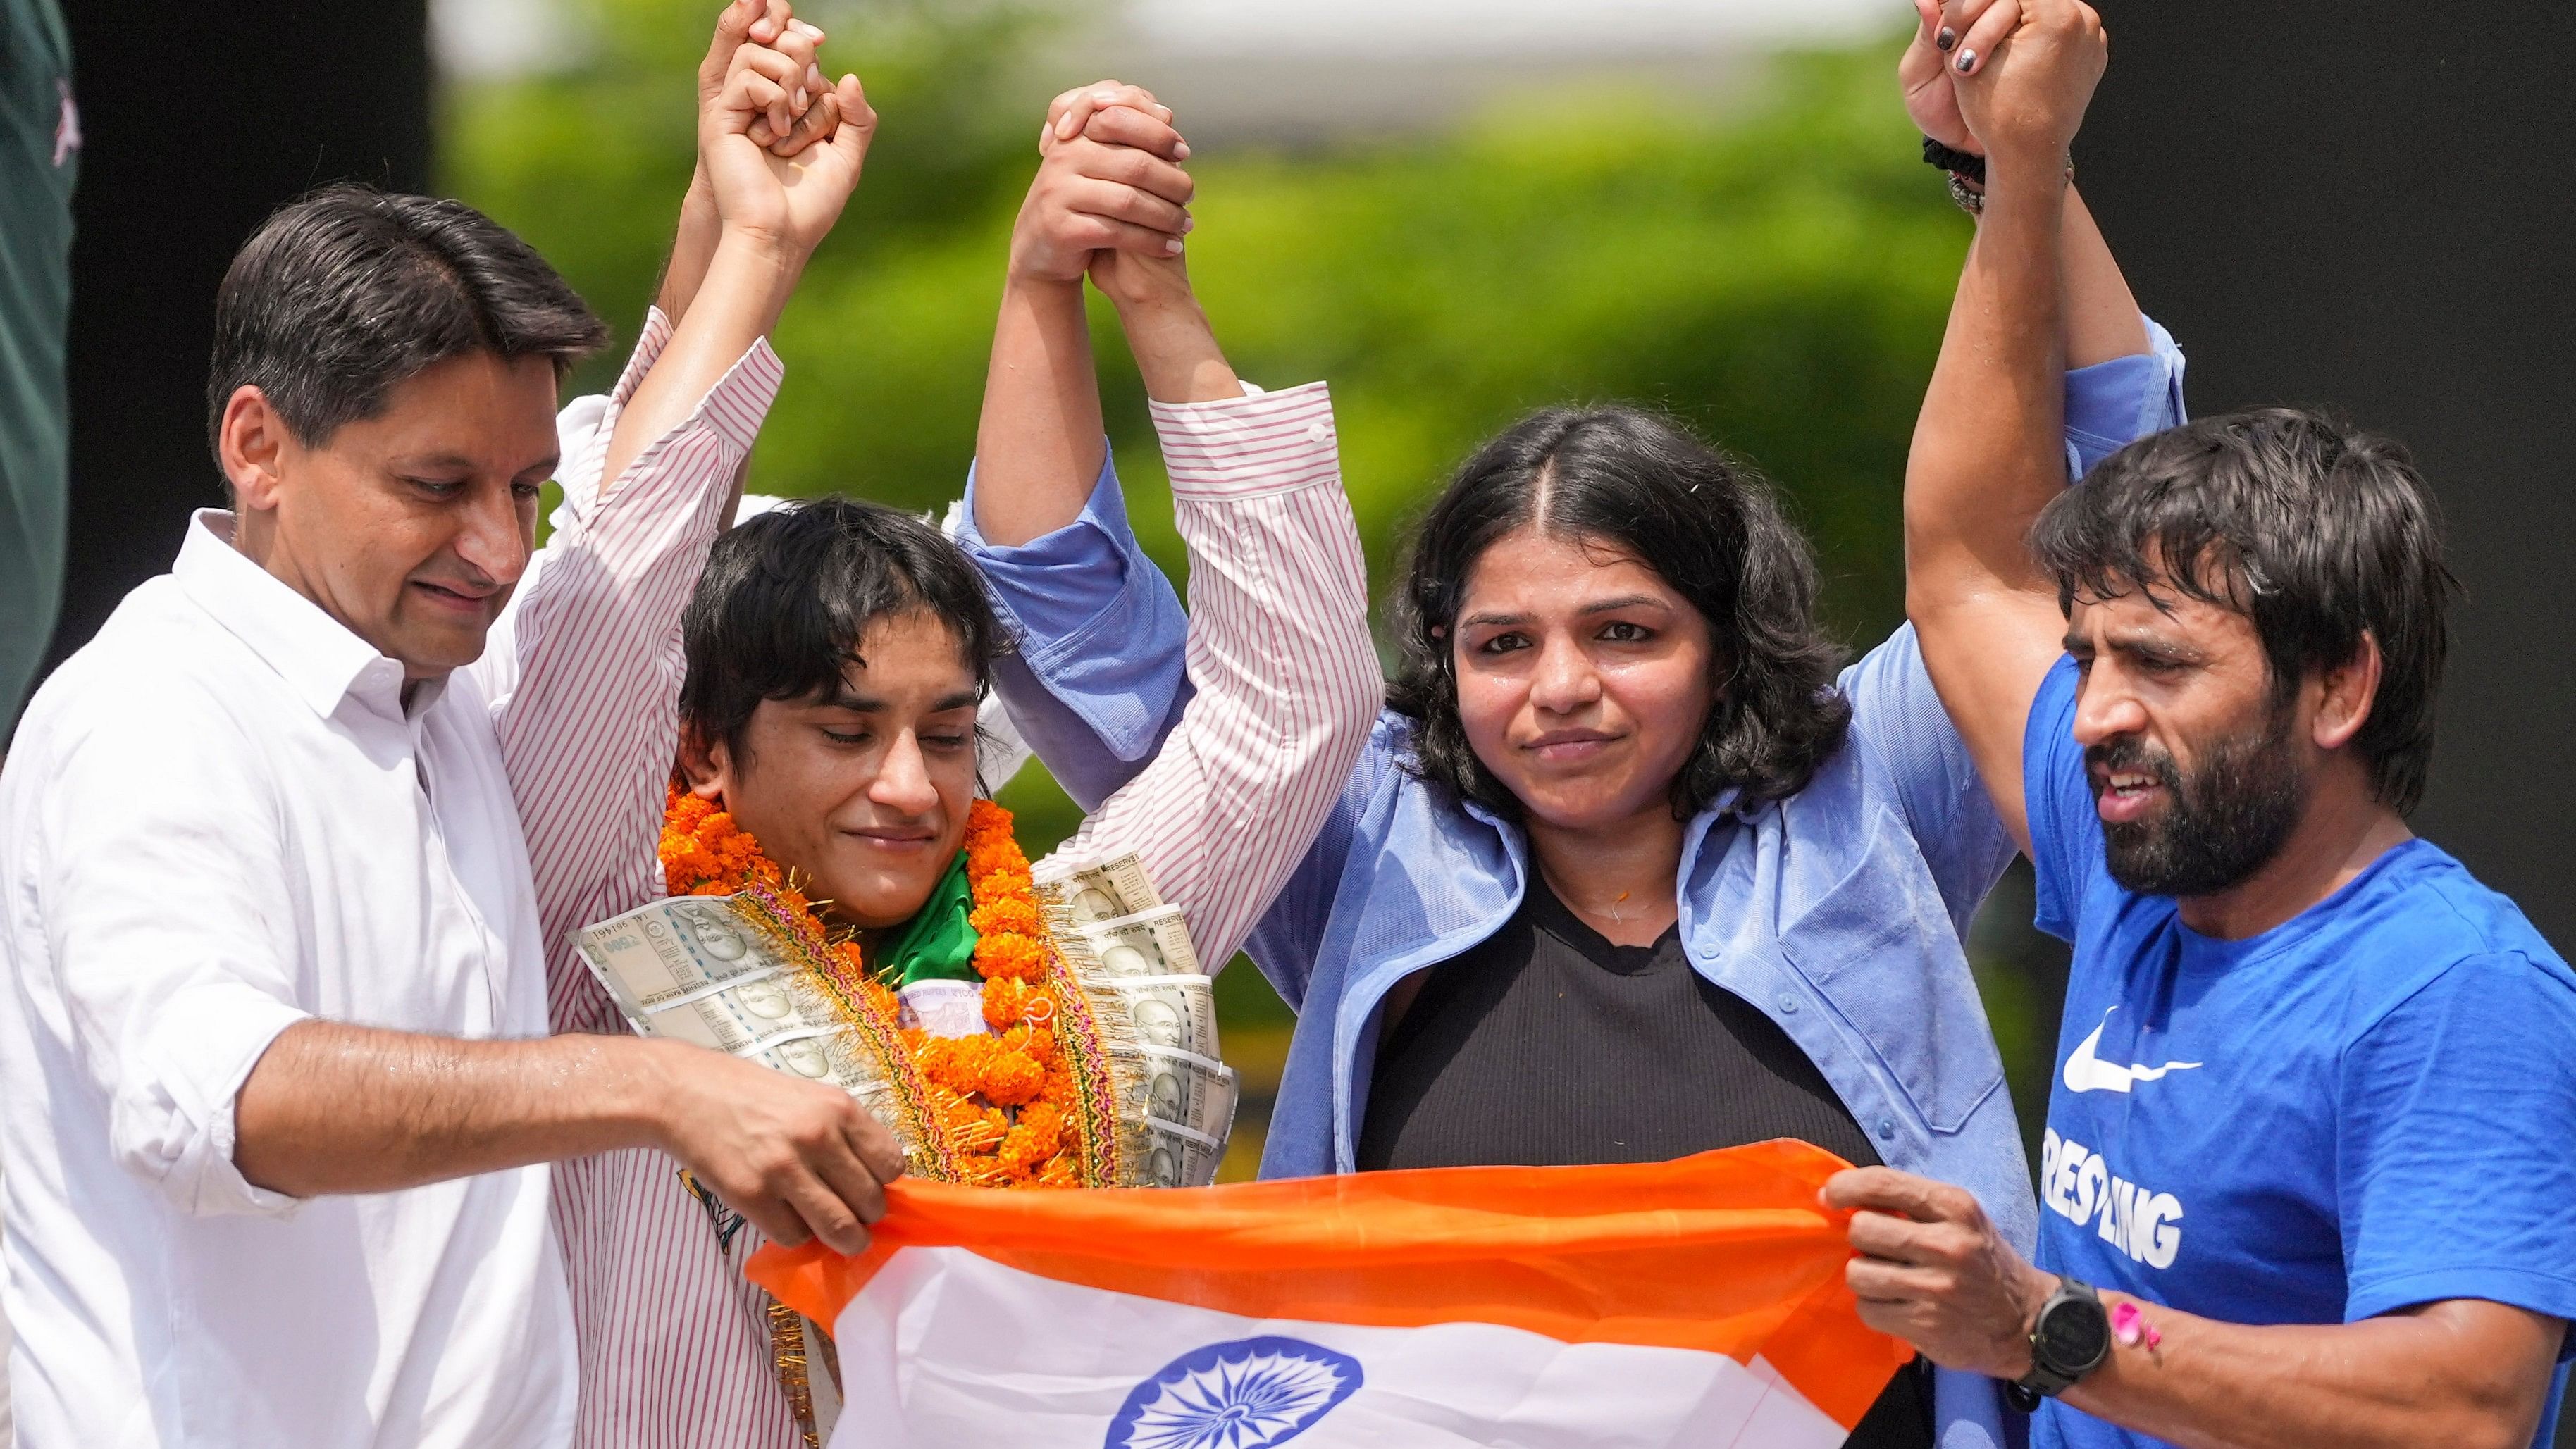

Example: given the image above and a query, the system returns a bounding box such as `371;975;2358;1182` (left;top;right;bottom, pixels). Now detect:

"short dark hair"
2030;406;2456;814
1387;405;1852;819
679;497;1006;759
207;185;607;460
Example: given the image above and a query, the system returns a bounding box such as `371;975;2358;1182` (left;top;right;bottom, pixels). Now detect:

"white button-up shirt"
0;320;781;1449
0;511;581;1445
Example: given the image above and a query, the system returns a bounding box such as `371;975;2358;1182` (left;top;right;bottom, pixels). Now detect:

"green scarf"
873;851;983;988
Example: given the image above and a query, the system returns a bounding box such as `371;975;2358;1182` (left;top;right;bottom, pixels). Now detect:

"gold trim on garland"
767;1295;821;1449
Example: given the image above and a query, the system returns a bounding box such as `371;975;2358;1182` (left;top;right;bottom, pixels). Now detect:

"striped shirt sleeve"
1034;382;1382;972
490;310;786;1034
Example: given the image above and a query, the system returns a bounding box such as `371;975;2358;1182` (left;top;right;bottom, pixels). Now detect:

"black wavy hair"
1385;406;1852;820
2030;406;2456;814
679;497;1005;760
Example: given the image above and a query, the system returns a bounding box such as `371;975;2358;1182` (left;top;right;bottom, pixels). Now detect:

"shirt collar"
173;510;429;722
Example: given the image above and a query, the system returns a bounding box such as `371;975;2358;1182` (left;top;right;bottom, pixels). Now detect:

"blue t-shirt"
2022;656;2576;1449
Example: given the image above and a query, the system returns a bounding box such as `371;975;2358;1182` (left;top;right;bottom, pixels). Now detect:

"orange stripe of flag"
750;1139;1905;1429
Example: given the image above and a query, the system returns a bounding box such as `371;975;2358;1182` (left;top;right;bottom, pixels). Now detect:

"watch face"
2037;1295;2111;1371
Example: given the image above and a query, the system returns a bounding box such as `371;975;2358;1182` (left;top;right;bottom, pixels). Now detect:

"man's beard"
2088;697;2308;899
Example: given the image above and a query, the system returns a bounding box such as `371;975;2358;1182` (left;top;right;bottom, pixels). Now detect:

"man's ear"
216;385;293;512
676;722;736;803
2311;631;2383;752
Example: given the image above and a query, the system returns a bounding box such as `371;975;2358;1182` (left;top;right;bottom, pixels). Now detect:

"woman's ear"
676;723;733;802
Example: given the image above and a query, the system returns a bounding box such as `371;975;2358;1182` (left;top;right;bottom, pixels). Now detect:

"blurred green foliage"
445;6;2063;1142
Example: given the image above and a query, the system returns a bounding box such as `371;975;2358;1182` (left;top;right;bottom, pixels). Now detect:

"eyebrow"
1461;595;1671;629
818;687;981;715
2064;629;2209;663
394;453;562;478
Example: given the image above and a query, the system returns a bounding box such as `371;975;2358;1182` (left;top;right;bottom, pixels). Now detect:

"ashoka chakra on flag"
751;1140;1908;1448
1106;1336;1363;1449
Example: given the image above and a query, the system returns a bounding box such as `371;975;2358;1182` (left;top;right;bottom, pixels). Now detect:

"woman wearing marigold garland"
515;46;1377;1449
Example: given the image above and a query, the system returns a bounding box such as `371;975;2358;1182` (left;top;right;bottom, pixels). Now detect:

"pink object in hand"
2110;1299;2163;1350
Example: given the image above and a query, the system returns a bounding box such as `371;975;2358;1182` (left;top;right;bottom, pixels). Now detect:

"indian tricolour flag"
749;1140;1904;1449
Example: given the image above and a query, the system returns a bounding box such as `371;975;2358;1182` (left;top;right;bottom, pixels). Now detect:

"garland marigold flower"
658;784;1084;1189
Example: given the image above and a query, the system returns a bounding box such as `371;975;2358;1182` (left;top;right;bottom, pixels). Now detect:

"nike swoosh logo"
2063;1008;2202;1095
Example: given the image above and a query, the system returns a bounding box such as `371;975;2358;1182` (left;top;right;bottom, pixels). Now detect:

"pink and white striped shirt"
504;321;1377;1448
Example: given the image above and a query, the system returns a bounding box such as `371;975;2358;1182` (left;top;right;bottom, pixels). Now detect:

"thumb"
700;0;762;99
826;73;876;171
1899;0;1945;70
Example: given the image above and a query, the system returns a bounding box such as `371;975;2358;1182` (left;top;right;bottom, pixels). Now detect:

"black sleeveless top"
1356;873;1934;1449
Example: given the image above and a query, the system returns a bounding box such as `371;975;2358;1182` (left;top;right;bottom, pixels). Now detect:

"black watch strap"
2009;1276;2108;1410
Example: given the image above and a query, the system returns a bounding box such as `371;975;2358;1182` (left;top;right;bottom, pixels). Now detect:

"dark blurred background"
37;0;2576;1226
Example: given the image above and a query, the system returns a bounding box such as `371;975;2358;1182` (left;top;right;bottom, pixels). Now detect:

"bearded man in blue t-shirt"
1826;2;2576;1445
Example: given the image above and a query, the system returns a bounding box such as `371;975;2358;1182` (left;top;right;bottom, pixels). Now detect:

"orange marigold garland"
657;787;1092;1189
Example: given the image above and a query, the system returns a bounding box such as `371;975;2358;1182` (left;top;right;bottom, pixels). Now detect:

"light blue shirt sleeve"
955;447;1192;812
2064;316;2188;480
1835;623;2017;935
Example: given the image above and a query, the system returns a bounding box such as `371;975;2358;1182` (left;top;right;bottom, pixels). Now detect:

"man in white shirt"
0;8;897;1444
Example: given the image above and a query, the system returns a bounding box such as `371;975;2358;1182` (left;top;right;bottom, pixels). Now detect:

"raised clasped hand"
1009;80;1199;310
1919;0;2107;172
699;0;876;259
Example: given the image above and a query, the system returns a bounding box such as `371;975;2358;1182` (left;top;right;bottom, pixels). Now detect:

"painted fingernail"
1164;237;1184;254
1955;47;1976;73
1936;26;1956;51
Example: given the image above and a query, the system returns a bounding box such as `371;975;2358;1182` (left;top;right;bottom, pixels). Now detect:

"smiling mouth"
411;579;495;612
846;830;937;850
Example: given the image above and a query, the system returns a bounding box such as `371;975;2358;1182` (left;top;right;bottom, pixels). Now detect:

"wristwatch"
2003;1276;2110;1412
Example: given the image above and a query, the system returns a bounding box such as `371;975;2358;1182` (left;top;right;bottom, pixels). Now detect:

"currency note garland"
659;785;1134;1189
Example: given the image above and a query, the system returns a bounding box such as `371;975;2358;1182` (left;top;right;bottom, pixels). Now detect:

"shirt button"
1875;1119;1897;1140
1776;995;1798;1014
1306;421;1332;443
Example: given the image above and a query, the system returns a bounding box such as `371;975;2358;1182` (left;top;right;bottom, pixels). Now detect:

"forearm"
971;277;1108;547
2060;184;2148;368
654;168;724;325
233;1020;677;1196
599;228;803;492
2063;1295;2555;1449
1112;291;1242;404
1905;149;2069;595
1898;147;2075;845
1046;386;1378;966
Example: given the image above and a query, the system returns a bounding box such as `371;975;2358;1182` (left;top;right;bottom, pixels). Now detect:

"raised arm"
1900;0;2112;856
964;90;1377;965
1039;380;1378;969
490;2;868;1028
1903;0;2145;371
970;82;1199;547
595;4;870;490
